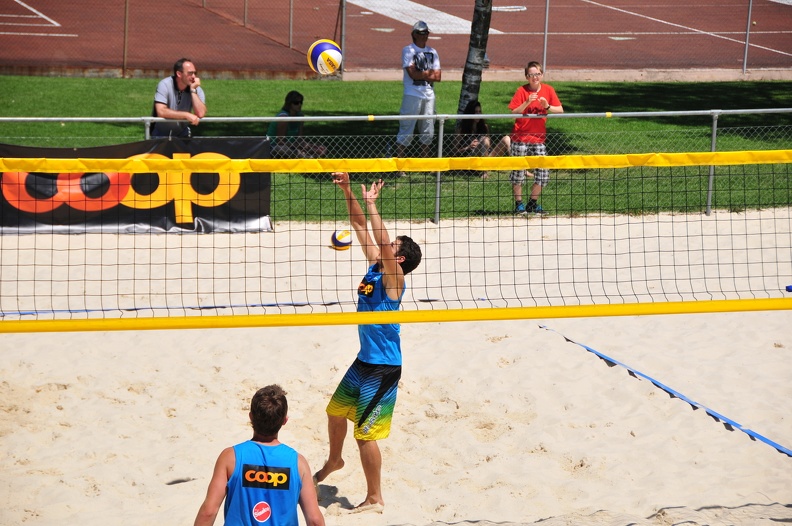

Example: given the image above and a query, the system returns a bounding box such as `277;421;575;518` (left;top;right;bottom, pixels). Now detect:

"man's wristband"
191;89;198;94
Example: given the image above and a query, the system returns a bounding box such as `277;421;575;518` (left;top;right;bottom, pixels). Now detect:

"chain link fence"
1;0;789;78
1;109;790;222
3;109;791;152
197;0;342;54
187;0;792;73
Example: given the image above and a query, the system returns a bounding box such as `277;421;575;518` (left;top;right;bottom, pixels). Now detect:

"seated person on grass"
267;91;327;158
455;99;492;179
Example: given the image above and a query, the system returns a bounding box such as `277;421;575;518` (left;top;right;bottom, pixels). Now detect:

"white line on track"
0;0;75;37
503;31;792;36
14;0;59;26
577;0;792;57
349;0;503;34
0;22;58;27
0;31;77;36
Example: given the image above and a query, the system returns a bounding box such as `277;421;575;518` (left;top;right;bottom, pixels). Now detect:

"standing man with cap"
395;21;442;166
151;57;207;138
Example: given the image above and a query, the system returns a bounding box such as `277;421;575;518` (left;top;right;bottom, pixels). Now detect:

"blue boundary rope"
540;325;792;458
0;301;344;317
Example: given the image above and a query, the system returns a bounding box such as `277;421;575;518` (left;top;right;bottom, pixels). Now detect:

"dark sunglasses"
292;100;304;105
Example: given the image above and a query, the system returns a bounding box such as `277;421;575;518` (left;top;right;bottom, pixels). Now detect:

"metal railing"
4;107;789;146
1;109;790;222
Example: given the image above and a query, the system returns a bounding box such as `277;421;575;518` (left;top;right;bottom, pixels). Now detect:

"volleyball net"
0;148;791;333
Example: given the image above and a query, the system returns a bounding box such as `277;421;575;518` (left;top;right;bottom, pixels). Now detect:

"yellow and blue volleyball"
308;39;342;75
330;229;353;250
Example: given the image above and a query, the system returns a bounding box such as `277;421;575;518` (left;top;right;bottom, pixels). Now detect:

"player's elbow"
194;107;207;119
193;506;219;526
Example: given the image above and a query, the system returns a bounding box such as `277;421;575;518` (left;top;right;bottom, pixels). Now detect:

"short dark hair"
525;60;543;75
396;235;422;275
173;58;192;75
250;384;288;436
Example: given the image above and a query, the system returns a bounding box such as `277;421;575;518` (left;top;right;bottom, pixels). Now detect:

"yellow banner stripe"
1;150;790;173
0;298;788;334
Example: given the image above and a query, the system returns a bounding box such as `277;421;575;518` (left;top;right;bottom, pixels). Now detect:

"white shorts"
397;95;435;146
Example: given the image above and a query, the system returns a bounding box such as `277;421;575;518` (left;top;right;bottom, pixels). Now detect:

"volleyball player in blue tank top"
314;172;422;514
193;385;325;526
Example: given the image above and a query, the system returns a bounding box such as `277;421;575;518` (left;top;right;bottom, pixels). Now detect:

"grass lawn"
1;76;791;144
0;76;790;220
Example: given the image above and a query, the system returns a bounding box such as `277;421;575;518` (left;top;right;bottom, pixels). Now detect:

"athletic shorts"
509;141;550;187
396;94;435;146
326;358;401;441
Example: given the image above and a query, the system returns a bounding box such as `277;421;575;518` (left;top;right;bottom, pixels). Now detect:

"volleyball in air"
308;39;342;75
330;229;353;250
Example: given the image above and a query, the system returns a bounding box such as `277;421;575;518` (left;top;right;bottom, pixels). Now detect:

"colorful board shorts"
326;358;401;440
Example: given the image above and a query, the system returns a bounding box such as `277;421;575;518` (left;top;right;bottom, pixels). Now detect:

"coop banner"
0;138;272;233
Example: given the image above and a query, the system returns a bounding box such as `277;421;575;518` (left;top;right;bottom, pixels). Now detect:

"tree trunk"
457;0;493;125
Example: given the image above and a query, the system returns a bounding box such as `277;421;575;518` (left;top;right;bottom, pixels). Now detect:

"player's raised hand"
361;179;384;204
331;172;350;187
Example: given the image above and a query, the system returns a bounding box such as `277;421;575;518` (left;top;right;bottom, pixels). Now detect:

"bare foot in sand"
314;458;345;483
348;501;384;514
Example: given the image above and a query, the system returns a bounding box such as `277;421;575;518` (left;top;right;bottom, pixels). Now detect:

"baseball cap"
412;21;430;34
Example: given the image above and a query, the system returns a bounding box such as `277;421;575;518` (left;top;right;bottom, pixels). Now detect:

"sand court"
1;213;791;525
2;313;791;525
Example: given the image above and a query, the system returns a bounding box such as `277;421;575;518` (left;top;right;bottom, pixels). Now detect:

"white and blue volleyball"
308;39;342;75
330;229;353;250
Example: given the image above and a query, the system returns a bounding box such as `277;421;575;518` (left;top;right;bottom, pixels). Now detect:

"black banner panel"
0;138;272;233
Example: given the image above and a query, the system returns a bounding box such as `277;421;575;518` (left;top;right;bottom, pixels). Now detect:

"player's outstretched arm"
362;180;405;298
361;180;391;252
332;172;378;264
